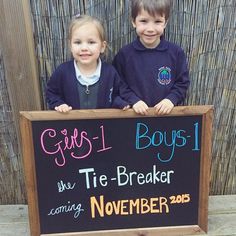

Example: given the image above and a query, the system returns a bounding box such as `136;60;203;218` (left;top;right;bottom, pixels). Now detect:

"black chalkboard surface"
20;106;213;236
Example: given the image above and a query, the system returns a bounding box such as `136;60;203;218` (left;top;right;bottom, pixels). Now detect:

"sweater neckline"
132;36;168;52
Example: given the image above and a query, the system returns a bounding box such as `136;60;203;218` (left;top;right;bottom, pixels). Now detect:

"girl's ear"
100;41;107;53
69;40;72;51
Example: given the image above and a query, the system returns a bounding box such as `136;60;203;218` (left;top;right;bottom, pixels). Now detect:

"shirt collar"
132;36;168;51
74;59;101;85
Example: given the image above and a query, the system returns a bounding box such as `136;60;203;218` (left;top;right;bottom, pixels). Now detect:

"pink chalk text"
40;125;112;167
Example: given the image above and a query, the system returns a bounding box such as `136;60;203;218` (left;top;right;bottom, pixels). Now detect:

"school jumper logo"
157;67;171;85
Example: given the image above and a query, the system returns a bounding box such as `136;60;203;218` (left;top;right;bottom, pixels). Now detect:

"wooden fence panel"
29;0;236;195
0;0;235;204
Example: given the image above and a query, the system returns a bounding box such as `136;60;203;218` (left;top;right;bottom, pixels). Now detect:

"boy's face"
132;9;167;48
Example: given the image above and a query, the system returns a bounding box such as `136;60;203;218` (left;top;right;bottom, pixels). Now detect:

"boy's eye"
74;40;81;44
140;19;147;23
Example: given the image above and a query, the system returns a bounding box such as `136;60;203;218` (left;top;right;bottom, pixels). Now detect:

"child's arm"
113;52;141;106
154;48;190;115
113;58;148;114
111;69;131;110
164;48;190;108
46;84;68;110
46;68;70;110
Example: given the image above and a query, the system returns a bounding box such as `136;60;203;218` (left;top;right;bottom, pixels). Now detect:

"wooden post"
0;0;42;119
0;0;42;203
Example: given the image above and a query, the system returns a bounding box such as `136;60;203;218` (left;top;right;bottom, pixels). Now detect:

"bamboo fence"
0;0;235;203
29;0;236;195
0;50;25;204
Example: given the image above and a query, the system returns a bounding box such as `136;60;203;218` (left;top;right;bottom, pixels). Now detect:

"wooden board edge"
41;225;204;236
20;114;41;236
19;105;214;235
198;108;214;232
20;105;214;121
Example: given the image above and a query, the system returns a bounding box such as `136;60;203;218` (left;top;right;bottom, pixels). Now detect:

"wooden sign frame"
20;105;213;236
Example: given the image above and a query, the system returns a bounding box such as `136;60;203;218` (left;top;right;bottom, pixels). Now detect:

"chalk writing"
57;180;76;193
169;194;190;204
135;122;200;162
29;113;206;233
40;125;112;167
90;195;169;218
115;165;174;186
79;168;108;189
78;165;174;189
47;201;84;219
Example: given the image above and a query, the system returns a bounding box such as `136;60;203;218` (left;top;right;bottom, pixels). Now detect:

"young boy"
113;0;190;115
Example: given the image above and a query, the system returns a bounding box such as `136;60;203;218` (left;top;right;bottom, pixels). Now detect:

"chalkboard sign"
20;106;213;236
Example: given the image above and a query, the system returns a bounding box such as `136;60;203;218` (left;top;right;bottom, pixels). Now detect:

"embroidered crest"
157;67;171;85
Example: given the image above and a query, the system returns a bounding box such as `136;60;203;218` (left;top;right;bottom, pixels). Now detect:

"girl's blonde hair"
69;15;108;57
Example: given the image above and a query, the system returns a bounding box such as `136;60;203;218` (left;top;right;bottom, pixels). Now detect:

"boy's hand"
55;104;72;113
154;99;174;115
133;100;149;115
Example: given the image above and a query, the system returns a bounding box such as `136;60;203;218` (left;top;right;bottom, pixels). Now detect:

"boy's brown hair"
131;0;172;21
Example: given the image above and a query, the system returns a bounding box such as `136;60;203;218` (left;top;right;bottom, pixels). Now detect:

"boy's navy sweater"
46;60;127;109
113;37;190;106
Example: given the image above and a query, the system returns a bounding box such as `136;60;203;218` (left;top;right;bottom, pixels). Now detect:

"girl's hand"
55;104;72;113
123;105;130;111
133;100;149;115
154;99;174;115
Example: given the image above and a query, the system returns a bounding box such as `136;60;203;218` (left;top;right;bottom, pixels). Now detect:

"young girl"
46;15;129;112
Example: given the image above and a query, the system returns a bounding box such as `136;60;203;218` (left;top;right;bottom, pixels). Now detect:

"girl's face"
70;23;106;71
132;9;167;48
